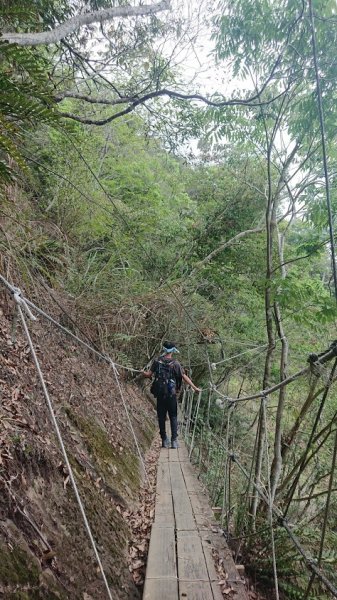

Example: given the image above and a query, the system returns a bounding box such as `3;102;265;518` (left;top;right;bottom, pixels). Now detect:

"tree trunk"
270;228;289;501
251;147;276;523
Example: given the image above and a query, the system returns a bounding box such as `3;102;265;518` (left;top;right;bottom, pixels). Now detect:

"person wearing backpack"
142;341;201;449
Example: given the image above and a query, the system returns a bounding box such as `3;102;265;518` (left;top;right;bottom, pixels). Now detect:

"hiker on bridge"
142;341;201;449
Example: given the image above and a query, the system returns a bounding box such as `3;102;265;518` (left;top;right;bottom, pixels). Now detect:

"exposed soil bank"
0;289;157;599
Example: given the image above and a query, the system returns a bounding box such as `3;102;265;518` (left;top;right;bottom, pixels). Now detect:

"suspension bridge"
1;272;337;599
143;442;247;600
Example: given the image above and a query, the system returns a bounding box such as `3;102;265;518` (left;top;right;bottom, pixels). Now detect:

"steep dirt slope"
0;287;157;599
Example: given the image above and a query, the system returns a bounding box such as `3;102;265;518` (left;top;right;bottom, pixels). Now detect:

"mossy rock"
0;543;66;600
0;543;39;586
65;408;141;497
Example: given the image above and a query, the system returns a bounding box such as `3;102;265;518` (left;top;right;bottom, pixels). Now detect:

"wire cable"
15;299;114;600
283;358;337;516
211;342;270;367
109;360;149;483
0;274;148;482
180;390;337;597
231;454;337;598
303;418;337;599
189;389;202;459
209;345;337;403
0;274;142;373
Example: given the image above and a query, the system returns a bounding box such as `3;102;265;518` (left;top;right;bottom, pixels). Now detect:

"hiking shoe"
162;438;170;449
171;439;179;449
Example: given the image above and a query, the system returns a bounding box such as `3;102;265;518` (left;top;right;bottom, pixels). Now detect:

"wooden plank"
188;492;214;516
211;581;226;600
170;461;198;530
199;531;249;600
200;531;242;582
174;510;197;531
169;450;180;462
177;531;209;582
181;472;200;493
169;459;182;477
169;462;188;496
170;463;196;524
143;577;178;600
146;526;177;579
180;461;208;496
180;459;198;479
188;490;217;529
184;475;200;494
177;445;190;462
180;462;200;478
179;580;213;600
200;532;247;599
156;462;171;493
154;492;175;526
155;492;173;515
225;580;248;600
154;512;176;527
193;511;217;530
158;448;169;463
169;462;186;495
200;538;221;582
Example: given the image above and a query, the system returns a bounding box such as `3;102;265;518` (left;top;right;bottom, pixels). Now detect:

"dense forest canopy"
1;0;337;598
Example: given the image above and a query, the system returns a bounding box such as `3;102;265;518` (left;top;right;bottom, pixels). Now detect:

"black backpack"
150;358;178;399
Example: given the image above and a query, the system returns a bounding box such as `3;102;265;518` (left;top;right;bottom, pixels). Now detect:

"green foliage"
275;269;337;324
0;0;71;29
0;42;57;183
2;1;337;598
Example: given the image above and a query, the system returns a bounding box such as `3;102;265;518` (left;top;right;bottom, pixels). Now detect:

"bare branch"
271;239;331;274
1;0;170;46
54;92;127;105
189;226;265;275
56;86;290;125
292;486;337;502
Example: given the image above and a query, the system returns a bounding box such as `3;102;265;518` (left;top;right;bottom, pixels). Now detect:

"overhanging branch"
56;86;290;125
1;0;170;46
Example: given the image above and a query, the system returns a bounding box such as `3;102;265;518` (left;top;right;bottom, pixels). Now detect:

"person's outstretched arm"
182;373;201;393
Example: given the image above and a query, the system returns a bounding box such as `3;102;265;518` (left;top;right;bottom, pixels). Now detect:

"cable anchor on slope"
12;287;37;321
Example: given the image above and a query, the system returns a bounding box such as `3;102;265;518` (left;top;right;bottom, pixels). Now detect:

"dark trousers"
157;394;178;441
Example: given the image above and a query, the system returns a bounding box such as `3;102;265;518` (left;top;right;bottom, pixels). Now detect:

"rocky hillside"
0;286;157;600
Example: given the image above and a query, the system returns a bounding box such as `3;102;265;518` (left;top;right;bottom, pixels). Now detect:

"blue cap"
163;341;180;354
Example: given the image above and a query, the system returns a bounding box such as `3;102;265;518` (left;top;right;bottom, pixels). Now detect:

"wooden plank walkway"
143;442;249;600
